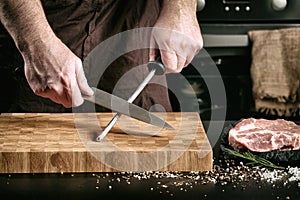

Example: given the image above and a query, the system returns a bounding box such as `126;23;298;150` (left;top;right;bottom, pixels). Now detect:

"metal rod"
96;69;156;141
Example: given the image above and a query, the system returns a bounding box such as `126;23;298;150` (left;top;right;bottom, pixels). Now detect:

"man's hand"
149;0;203;73
0;0;93;108
23;34;93;108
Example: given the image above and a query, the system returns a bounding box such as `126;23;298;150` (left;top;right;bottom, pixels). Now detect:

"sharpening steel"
96;58;169;141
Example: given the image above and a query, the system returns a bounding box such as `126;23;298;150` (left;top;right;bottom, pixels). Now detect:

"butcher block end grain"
0;113;212;173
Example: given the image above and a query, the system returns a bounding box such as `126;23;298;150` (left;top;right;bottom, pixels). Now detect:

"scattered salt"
88;160;299;195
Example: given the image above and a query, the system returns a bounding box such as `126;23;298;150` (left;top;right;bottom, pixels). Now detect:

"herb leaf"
224;148;285;170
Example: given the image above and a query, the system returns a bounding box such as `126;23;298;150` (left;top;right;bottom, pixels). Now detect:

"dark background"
1;0;300;199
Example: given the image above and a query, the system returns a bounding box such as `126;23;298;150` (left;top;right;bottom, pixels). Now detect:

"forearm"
0;0;55;53
160;0;197;19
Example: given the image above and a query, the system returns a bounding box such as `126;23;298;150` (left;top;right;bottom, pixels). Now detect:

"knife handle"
147;57;165;75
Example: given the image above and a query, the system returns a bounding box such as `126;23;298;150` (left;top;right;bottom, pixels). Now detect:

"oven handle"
202;34;249;47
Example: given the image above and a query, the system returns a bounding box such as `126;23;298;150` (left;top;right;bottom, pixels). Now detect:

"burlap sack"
248;27;300;117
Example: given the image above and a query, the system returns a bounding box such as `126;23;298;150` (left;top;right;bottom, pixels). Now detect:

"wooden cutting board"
0;112;212;173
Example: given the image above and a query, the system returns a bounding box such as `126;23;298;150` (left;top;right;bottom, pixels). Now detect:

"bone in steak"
228;118;300;152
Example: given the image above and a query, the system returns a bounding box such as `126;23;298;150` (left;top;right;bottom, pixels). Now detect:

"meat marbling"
228;118;300;152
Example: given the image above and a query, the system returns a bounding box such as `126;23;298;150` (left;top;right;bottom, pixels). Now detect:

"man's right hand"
23;35;94;108
0;0;93;108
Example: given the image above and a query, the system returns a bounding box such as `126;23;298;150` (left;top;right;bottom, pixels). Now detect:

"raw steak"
228;118;300;152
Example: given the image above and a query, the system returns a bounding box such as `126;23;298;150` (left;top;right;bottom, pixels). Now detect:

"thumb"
75;61;94;96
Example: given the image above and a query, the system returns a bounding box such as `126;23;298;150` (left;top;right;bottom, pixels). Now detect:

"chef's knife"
83;87;174;130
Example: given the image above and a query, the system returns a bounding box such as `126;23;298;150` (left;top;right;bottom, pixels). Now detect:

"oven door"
167;33;253;121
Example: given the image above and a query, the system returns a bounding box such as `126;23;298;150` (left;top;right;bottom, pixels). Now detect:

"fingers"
35;81;73;108
69;72;84;108
55;61;92;108
159;50;189;74
33;61;93;108
149;48;158;62
75;61;94;96
149;34;159;62
160;50;177;73
149;27;203;74
34;74;75;108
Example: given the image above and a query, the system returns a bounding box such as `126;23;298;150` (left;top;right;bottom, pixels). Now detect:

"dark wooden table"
0;120;299;200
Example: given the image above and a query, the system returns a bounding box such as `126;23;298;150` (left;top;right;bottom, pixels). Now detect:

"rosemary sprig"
224;148;285;170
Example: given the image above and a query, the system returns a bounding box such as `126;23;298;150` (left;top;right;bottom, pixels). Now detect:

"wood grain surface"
0;112;212;173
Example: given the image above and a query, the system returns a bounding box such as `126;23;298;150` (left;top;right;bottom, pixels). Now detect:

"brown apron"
9;0;172;112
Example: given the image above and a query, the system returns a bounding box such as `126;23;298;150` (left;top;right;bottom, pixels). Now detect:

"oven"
168;0;300;121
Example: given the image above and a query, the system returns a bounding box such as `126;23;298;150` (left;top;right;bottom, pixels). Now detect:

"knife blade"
83;87;174;130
